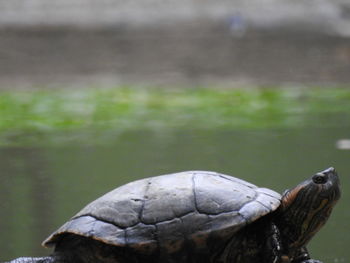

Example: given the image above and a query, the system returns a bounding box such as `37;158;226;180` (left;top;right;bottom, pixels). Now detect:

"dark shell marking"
43;171;281;254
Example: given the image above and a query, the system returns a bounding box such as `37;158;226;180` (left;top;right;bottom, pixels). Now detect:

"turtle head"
277;167;340;252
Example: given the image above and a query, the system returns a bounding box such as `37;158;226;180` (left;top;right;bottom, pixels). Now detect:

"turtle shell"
43;171;281;253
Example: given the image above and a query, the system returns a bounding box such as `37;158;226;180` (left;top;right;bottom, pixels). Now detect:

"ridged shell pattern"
43;171;281;252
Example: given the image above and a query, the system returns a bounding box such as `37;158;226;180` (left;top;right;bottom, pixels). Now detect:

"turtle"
5;167;340;263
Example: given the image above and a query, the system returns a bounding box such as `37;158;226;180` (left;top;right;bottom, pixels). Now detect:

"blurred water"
0;127;348;262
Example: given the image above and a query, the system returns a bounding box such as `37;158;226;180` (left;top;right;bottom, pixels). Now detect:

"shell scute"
125;223;157;247
75;179;148;228
194;173;258;214
44;215;125;247
141;172;195;224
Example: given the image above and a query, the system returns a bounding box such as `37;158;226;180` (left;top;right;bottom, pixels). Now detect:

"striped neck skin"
276;168;340;256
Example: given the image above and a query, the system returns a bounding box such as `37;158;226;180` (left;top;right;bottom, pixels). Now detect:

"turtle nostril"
322;167;336;175
312;173;328;184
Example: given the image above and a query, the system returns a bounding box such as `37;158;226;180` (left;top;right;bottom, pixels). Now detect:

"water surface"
0;127;348;262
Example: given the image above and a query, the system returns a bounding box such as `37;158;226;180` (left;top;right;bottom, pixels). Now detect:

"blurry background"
1;0;350;86
0;0;349;262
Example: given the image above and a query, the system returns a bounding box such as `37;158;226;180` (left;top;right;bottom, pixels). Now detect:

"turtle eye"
312;173;328;184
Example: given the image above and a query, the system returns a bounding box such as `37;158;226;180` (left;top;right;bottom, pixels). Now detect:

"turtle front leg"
262;222;285;263
291;247;323;263
4;257;56;263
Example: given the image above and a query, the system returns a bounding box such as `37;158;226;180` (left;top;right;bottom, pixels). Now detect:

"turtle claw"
299;260;323;263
